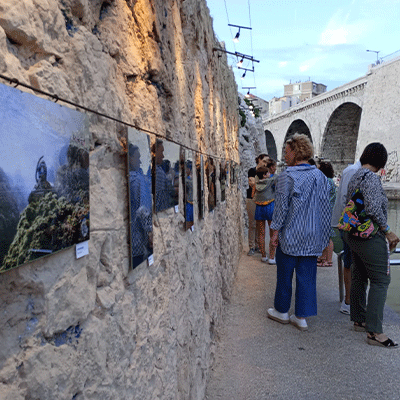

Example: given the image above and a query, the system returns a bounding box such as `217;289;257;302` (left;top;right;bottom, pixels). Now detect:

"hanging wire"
247;0;257;93
0;74;237;163
223;0;237;53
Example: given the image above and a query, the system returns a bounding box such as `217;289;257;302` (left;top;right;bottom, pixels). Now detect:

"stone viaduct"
262;56;400;179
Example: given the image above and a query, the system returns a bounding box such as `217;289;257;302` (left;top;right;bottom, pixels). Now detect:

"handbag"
337;171;379;239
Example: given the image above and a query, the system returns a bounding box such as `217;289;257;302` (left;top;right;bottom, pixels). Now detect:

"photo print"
0;83;90;272
127;128;153;269
205;156;216;212
184;150;194;230
196;154;204;220
152;138;180;213
220;160;227;203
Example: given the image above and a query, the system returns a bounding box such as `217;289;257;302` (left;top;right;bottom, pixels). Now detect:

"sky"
0;84;88;194
205;0;400;101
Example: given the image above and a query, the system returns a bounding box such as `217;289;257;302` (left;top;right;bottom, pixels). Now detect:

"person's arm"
361;173;387;228
270;172;291;233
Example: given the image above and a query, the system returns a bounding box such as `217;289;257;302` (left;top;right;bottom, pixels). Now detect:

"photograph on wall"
0;83;90;273
196;154;204;220
206;156;216;212
220;160;227;203
230;161;235;185
152;138;180;213
184;150;194;230
127;128;153;269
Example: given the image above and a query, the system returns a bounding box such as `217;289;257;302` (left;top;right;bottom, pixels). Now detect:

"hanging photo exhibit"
196;154;204;220
127;128;153;269
184;150;194;230
153;139;180;213
0;83;90;273
220;160;227;203
206;157;216;212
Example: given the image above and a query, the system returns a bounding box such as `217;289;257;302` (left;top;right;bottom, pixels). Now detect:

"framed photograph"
152;139;180;213
127;128;153;269
205;157;216;212
196;154;204;220
184;150;194;230
0;83;90;272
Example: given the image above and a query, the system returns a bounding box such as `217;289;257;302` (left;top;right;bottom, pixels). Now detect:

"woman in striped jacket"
267;134;331;331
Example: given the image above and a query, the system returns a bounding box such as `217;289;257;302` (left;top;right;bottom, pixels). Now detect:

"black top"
247;167;256;199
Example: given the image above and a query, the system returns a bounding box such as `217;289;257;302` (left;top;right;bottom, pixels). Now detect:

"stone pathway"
205;250;400;400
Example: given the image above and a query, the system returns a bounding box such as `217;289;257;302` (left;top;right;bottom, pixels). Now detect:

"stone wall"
357;57;400;182
0;1;242;399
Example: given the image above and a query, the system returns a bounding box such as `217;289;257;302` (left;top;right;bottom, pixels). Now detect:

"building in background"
268;80;327;116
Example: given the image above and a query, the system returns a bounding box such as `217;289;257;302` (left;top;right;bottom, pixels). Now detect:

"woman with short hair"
267;134;331;331
344;142;399;347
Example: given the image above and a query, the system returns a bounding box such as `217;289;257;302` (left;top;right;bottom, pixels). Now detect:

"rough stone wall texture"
0;1;242;399
357;57;400;182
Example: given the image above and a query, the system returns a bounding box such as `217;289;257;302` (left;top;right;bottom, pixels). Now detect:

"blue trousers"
274;246;318;318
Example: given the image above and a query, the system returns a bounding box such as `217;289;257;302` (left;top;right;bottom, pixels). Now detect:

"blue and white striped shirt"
270;164;331;256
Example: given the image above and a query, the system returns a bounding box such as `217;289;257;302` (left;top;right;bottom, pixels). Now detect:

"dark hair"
255;153;269;164
360;142;388;170
318;161;334;178
308;158;316;166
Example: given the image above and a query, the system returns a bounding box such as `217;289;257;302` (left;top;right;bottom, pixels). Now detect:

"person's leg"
274;246;295;313
341;232;352;305
325;239;334;265
294;256;318;318
267;220;275;260
246;199;256;251
349;250;368;324
256;220;266;259
365;261;391;334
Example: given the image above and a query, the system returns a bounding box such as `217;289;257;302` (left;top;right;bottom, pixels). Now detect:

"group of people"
246;134;399;347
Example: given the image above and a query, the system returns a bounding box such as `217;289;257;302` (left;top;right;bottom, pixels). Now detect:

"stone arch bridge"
262;56;400;177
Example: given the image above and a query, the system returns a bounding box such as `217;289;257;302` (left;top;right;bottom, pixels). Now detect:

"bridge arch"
265;130;278;161
321;101;362;174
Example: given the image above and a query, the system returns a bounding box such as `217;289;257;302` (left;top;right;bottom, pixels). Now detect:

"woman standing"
254;158;278;264
246;154;269;255
344;142;399;347
267;134;331;331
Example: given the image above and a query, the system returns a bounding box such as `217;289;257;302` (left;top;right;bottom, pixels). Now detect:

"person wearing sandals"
317;161;337;267
267;134;331;331
343;143;400;348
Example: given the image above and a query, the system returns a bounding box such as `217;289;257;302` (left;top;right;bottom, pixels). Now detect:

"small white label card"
191;225;195;232
174;205;179;213
148;254;154;266
76;241;89;259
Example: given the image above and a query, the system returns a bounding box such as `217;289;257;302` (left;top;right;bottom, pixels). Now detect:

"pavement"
205;248;400;400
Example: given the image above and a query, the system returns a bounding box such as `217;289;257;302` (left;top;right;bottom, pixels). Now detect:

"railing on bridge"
338;248;400;302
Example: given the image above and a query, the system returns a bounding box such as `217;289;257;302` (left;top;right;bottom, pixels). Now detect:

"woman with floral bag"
343;142;399;348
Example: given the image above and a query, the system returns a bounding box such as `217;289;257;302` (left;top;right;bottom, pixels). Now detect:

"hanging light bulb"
241;70;246;80
245;90;250;98
237;56;244;67
233;29;240;43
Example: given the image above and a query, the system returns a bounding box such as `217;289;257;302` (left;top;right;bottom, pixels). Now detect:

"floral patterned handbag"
337;171;379;239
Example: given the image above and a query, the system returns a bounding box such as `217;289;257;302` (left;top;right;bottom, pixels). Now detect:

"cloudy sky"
206;0;400;100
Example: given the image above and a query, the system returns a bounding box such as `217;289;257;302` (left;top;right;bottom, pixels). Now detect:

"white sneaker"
289;315;308;331
268;258;276;265
261;257;268;262
267;308;289;324
340;300;350;315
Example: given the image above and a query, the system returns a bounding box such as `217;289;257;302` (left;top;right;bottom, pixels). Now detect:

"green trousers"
344;232;390;333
